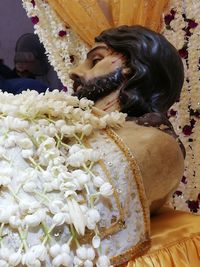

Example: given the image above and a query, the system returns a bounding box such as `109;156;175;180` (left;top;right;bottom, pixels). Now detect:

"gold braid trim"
105;128;151;266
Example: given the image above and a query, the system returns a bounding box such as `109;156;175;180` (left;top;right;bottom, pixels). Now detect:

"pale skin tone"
70;44;184;213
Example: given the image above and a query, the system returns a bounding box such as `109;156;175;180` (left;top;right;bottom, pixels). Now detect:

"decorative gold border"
105;128;151;266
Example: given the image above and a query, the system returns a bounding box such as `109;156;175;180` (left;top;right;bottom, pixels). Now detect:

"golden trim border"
105;128;151;266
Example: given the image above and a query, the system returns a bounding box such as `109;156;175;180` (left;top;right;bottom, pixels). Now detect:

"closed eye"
92;58;102;67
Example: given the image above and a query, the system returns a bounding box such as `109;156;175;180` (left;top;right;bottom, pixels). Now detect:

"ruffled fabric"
124;208;200;267
127;234;200;267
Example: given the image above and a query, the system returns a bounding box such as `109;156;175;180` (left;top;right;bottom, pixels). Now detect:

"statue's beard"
73;68;125;102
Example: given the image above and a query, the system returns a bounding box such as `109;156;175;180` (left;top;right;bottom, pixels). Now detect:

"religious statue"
70;25;185;214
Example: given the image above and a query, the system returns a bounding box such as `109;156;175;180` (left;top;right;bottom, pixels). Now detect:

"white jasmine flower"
0;247;10;260
0;176;11;187
79;98;93;109
99;183;113;197
21;149;33;158
53;156;65;165
86;209;101;230
53;212;67;226
101;112;126;128
46;124;57;137
0;147;7;160
60;253;73;266
92;235;101;248
82;124;93;136
87;150;100;162
55;119;66;129
86;247;95;261
30;244;47;261
9;216;22;228
67;198;86;235
24;209;46;227
60;181;77;191
76;246;87;260
63;190;77;199
52;254;63;267
38;119;49;126
48;200;64;214
3;135;16;148
0;206;17;223
72;170;90;186
38;138;56;151
49;244;61;258
60;125;75;137
61;244;70;254
19;200;32;213
84;260;93;267
8;252;22;266
23;181;37;193
22;251;41;267
67;151;86;167
93;176;104;187
73;256;83;266
68;144;82;155
0;260;9;267
96;255;111;267
17;137;33;149
4;116;29;131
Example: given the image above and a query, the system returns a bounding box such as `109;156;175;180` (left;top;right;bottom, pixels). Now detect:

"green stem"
41;222;55;245
47;118;56;124
34;190;50;203
70;224;79;247
18;227;28;252
73;133;82;145
29;157;44;171
83;163;95;178
24;130;39;148
8;186;21;202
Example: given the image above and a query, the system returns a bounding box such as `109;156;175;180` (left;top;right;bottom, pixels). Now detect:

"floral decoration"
0;89;126;266
163;0;200;213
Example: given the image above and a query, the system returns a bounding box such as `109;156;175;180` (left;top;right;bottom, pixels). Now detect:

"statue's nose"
69;65;85;81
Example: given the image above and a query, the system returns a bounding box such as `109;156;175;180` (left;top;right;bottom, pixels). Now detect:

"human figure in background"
0;76;48;94
14;33;62;90
0;59;48;94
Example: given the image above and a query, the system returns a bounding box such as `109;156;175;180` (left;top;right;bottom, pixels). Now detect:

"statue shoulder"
115;120;184;213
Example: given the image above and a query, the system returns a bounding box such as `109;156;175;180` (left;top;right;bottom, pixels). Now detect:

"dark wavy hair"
95;25;184;117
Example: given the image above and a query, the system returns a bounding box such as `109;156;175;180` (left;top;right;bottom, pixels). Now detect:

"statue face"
70;43;127;101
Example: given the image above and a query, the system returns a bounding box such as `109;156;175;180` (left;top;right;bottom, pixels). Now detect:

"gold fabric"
47;0;170;46
125;208;200;267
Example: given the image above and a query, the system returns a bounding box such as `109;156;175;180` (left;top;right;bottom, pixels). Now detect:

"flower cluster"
163;0;200;213
0;90;125;266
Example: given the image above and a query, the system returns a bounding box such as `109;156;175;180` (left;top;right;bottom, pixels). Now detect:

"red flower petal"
187;200;199;213
31;0;36;7
182;125;193;136
178;47;188;59
58;30;67;37
31;16;39;24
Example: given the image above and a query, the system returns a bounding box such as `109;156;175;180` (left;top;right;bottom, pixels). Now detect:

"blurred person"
0;74;48;94
14;33;62;90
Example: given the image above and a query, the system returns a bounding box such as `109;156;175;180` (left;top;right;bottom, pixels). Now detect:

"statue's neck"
94;89;120;112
